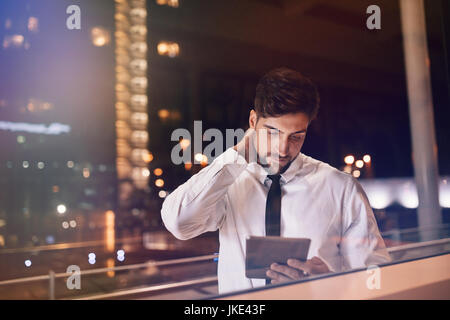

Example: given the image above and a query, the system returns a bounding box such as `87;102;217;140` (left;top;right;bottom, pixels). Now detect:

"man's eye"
268;129;279;135
290;136;303;141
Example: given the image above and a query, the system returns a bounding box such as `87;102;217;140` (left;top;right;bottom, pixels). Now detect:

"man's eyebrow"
263;124;306;135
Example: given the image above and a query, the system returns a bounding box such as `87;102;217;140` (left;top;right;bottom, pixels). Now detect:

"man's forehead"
258;114;309;134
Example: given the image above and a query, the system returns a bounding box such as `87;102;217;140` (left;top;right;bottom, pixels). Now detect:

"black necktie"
265;174;281;236
265;174;281;285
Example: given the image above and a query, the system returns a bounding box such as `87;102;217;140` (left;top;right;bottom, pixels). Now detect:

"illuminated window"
129;59;147;76
130;8;147;24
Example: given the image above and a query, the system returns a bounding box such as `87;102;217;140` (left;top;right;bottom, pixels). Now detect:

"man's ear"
249;109;257;129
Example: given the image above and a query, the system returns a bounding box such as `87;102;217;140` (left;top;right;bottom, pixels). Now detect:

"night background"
0;0;449;299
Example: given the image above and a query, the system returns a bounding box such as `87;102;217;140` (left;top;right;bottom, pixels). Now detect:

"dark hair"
254;67;320;120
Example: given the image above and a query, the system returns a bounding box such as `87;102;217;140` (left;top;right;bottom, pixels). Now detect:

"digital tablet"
245;236;311;279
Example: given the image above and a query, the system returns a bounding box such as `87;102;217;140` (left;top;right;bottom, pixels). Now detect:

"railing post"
399;0;442;241
49;270;55;300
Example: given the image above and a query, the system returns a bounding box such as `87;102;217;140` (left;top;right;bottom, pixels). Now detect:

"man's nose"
277;136;289;157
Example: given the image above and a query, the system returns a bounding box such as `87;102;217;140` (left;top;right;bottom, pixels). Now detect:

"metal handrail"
75;276;219;300
381;223;450;237
387;237;450;252
0;236;143;255
0;254;217;286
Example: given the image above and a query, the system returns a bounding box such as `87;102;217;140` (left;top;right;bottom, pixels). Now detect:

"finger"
287;259;312;276
270;263;302;280
310;257;331;273
311;256;325;265
266;269;291;282
246;130;258;163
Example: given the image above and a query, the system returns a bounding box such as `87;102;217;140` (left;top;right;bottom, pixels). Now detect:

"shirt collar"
247;153;304;185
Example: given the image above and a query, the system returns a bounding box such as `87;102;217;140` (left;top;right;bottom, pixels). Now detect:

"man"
161;67;391;294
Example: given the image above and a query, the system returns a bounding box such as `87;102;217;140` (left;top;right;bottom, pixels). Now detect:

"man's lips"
268;157;290;164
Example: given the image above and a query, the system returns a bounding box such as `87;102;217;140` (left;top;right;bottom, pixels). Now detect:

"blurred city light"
194;153;203;162
3;34;24;49
143;152;154;163
362;184;395;209
4;18;11;29
158;109;170;121
355;160;364;168
352;170;361;178
117;249;125;262
180;138;190;150
105;211;115;253
344;155;355;165
27;17;39;33
156;0;179;8
158;190;167;198
153;168;163;176
17;135;25;144
24;260;31;267
184;162;193;170
62;221;69;229
83;168;90;178
57;204;67;214
45;235;55;244
69;220;77;228
142;168;150;177
91;27;111;47
201;155;208;166
363;154;371;163
157;41;180;58
155;179;164;187
106;258;115;277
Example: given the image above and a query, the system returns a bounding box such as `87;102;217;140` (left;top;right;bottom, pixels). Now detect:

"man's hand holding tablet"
266;256;331;284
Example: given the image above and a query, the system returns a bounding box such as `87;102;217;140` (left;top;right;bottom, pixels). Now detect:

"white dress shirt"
161;147;391;294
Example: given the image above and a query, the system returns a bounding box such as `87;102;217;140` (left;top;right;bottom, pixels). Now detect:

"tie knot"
267;174;281;182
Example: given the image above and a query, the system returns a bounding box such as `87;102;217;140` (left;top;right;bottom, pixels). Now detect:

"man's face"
249;110;309;174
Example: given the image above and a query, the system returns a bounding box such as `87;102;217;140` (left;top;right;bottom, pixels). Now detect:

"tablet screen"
245;236;311;279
